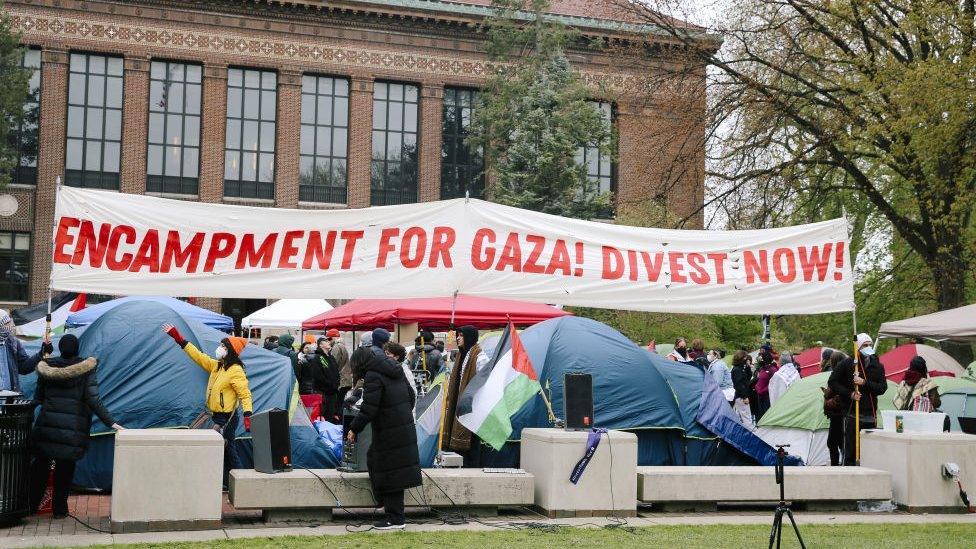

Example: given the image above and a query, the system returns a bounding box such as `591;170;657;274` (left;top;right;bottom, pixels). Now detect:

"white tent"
241;299;333;334
755;427;830;466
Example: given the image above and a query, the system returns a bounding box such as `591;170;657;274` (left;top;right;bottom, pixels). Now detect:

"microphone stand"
768;445;805;549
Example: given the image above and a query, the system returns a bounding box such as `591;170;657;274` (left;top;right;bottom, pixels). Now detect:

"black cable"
68;513;111;534
301;467;342;507
602;432;636;534
299;466;378;529
421;469;469;525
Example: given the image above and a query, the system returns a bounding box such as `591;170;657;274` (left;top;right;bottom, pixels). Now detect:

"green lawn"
96;523;975;549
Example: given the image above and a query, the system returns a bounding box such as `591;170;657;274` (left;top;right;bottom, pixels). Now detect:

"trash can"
0;398;36;524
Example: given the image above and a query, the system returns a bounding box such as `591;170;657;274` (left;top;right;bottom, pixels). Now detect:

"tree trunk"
929;251;974;366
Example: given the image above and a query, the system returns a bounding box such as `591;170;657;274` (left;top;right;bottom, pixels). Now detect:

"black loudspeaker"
252;408;292;474
564;373;594;430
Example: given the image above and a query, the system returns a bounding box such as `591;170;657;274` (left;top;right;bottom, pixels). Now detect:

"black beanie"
372;328;391;347
58;334;80;359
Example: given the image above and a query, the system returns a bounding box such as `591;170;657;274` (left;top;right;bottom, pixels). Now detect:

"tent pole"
449;289;458;327
43;176;63;352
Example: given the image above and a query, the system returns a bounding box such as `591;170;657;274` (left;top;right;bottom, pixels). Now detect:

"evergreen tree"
0;8;31;189
468;0;614;219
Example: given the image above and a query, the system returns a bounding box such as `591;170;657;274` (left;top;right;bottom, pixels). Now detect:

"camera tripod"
768;445;805;549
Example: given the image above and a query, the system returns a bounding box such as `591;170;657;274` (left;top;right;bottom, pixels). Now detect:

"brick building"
0;0;707;322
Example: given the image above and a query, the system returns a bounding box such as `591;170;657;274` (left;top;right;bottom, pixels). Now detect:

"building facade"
0;0;706;319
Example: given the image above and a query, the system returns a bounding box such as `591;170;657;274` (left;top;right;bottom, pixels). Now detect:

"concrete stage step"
229;468;534;521
637;466;892;511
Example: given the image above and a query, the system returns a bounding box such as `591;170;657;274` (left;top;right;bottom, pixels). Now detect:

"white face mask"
861;346;875;356
215;346;227;360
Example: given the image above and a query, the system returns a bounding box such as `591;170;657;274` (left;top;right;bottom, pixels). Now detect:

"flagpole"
43;175;63;353
435;290;460;463
841;205;861;465
853;307;861;465
538;384;558;425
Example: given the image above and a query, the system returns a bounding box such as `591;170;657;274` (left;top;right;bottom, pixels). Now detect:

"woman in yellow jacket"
162;323;253;484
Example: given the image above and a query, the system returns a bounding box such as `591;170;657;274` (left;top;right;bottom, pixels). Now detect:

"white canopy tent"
878;303;976;343
241;299;333;337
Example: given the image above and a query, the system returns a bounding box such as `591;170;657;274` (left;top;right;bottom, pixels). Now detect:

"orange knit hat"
225;336;247;356
303;334;316;345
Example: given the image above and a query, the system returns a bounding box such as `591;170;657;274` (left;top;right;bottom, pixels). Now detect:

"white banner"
49;187;855;314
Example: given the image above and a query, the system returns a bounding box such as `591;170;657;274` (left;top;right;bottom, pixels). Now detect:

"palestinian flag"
457;321;540;450
12;292;86;338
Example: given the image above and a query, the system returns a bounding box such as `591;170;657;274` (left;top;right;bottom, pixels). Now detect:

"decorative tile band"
10;11;647;93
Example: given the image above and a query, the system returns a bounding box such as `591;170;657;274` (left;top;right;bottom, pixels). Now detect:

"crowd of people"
0;300;960;522
653;336;799;424
260;330;351;424
651;332;952;466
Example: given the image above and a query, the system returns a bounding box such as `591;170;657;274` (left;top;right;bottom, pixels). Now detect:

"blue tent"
22;300;336;490
471;316;797;467
65;296;234;332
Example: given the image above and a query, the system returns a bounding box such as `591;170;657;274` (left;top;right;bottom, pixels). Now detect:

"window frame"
146;60;203;196
299;74;350;204
0;231;31;302
440;86;484;200
370;81;420;206
223;67;278;200
64;52;124;190
7;48;41;186
580;100;617;218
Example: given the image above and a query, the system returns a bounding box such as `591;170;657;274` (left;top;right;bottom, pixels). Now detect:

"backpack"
822;386;844;416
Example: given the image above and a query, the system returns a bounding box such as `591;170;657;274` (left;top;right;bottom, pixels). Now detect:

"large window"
299;75;349;204
0;232;30;302
6;49;40;186
65;53;123;189
224;68;276;199
580;101;615;196
371;82;418;206
147;61;202;195
441;87;483;200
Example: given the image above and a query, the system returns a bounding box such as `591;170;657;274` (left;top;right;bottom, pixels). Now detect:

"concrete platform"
861;430;976;512
521;428;638;518
229;468;534;521
637;466;892;511
111;429;224;533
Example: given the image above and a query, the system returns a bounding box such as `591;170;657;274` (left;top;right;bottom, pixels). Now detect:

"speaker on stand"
563;373;594;430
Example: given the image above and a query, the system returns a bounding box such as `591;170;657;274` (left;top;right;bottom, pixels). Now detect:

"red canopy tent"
301;295;572;331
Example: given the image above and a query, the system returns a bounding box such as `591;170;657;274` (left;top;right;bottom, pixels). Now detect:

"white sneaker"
372;521;405;530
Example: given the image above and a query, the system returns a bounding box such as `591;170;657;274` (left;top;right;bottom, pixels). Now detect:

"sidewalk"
2;494;975;549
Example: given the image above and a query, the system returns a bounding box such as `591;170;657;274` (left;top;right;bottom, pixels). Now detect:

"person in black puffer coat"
28;334;122;518
347;346;420;530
